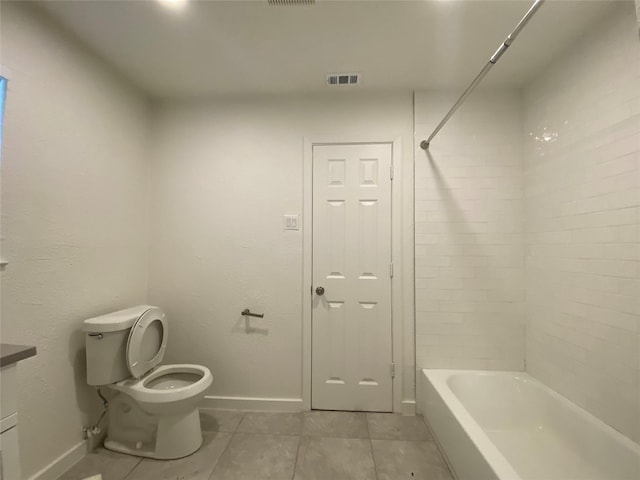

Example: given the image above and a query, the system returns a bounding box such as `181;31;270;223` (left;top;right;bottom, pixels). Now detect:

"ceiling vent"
267;0;315;5
327;73;361;86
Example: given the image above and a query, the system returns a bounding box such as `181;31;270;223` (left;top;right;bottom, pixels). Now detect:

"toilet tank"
85;329;130;386
82;305;154;386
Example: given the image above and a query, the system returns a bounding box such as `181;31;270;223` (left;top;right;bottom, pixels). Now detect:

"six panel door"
311;143;393;412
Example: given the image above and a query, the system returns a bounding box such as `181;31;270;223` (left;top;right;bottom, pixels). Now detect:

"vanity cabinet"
0;345;37;480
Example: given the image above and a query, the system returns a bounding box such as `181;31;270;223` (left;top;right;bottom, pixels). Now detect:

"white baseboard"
401;400;416;416
201;395;304;412
202;395;411;414
28;440;88;480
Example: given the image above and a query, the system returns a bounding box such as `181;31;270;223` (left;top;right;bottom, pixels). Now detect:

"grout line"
234;432;303;438
369;436;380;480
371;436;437;443
206;411;245;480
364;412;371;438
232;411;246;432
365;413;381;480
290;435;303;480
207;432;235;480
205;430;233;480
119;456;143;480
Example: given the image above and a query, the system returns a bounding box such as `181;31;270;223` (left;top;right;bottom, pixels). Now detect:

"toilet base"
104;391;203;459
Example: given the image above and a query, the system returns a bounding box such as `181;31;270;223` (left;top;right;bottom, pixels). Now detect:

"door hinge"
390;262;394;278
390;165;394;180
391;363;396;378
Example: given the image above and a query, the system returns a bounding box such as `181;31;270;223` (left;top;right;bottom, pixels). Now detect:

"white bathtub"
419;369;640;480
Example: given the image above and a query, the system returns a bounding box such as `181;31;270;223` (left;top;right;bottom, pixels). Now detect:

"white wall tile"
415;3;639;443
523;3;640;442
414;90;525;371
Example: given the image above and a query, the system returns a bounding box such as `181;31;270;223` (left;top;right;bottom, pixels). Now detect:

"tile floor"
58;410;453;480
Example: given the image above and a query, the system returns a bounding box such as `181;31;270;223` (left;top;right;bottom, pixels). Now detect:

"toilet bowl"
111;364;212;415
83;305;212;459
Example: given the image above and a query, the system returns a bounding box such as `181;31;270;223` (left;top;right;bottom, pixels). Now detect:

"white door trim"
303;136;403;413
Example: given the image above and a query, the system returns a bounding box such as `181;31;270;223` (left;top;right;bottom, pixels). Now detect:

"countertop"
0;344;37;368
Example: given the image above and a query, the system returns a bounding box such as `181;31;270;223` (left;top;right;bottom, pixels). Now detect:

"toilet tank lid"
82;305;159;333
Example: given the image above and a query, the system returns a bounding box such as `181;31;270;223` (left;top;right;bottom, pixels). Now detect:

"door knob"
315;286;325;296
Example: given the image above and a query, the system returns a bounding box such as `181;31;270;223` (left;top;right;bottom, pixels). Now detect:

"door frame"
303;136;403;413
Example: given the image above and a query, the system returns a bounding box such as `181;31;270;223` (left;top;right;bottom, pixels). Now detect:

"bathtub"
419;369;640;480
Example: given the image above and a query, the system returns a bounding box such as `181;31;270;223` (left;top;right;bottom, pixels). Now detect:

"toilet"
83;305;212;459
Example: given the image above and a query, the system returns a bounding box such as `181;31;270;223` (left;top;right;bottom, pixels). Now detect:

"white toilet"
83;305;212;459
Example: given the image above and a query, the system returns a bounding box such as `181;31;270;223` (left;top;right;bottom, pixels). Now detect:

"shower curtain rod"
420;0;546;150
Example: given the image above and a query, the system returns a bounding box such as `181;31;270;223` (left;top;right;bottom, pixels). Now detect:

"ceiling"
34;0;619;99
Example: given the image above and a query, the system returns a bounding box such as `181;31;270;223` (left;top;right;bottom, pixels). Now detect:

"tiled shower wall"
523;3;640;441
414;2;639;442
414;91;525;370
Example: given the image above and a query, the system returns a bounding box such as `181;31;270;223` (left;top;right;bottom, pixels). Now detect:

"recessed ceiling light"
157;0;189;11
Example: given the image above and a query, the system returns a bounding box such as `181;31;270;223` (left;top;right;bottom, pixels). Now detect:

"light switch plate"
283;214;300;230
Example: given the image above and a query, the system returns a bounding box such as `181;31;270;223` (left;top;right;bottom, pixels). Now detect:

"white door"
311;143;393;412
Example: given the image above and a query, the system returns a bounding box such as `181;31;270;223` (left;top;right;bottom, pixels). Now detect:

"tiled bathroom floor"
57;410;453;480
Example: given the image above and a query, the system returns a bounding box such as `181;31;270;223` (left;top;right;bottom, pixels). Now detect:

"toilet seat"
126;307;167;379
115;307;212;411
112;364;213;406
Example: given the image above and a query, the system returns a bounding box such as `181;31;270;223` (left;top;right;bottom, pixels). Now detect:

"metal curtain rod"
420;0;546;150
